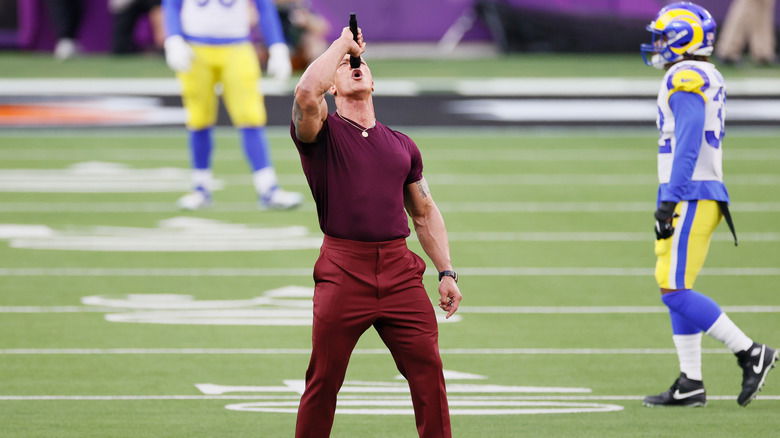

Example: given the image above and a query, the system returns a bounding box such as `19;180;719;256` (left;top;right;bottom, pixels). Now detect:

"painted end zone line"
0;395;777;401
0;348;740;355
2;267;780;277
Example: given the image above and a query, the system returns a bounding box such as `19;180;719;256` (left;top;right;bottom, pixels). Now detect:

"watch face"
439;271;457;282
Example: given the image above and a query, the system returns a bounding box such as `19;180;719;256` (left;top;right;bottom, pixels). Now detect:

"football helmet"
641;2;717;69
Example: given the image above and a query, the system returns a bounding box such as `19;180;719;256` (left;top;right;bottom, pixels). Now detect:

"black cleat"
736;342;779;406
643;373;706;407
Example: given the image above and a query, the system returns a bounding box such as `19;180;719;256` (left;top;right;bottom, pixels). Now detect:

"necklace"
337;112;374;138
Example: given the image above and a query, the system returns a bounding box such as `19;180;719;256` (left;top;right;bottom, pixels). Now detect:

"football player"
163;0;302;210
640;2;777;407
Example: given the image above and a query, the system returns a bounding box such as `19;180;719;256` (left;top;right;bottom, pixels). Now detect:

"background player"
640;2;777;408
163;0;302;210
291;25;462;437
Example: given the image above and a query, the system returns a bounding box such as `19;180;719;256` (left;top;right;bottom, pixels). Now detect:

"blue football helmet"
641;2;717;69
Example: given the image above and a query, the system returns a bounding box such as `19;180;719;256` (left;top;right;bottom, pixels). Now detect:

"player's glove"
164;35;194;73
654;201;678;240
266;43;292;81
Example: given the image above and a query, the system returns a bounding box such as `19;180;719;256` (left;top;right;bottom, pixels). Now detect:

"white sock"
253;167;278;195
673;333;703;381
192;169;213;192
706;313;753;353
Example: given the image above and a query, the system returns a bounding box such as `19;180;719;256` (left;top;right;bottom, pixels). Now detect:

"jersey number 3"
707;86;726;149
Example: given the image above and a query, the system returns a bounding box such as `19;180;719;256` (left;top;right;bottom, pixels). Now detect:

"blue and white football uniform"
654;60;729;290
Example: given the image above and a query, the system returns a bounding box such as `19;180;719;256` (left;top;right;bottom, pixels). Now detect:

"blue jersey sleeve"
162;0;184;37
666;91;705;202
254;0;286;46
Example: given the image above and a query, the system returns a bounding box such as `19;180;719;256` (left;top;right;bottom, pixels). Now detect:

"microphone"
349;13;361;69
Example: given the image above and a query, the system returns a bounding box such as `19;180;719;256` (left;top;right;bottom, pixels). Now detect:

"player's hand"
164;35;194;73
267;43;292;81
654;201;678;240
438;277;462;319
338;26;365;58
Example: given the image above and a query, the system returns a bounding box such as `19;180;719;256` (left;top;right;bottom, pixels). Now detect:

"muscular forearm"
296;39;352;98
413;203;453;272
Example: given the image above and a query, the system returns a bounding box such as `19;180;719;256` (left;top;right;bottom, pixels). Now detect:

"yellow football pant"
655;200;722;290
177;43;267;130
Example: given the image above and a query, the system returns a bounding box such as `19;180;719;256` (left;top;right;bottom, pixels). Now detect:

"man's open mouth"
351;69;363;80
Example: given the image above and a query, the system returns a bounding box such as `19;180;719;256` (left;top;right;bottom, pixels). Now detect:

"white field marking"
1;201;780;214
6;222;776;253
7;167;777;191
454;78;780;97
439;370;487;380
203;380;591;396
0;348;741;355
2;267;780;277
101;309;459;326
1;394;776;401
100;309;460;326
81;293;275;309
224;400;625;415
5;217;323;252
76;289;461;326
271;173;780;187
447;99;780;123
456;305;780;314
5;77;780;97
3;305;779;315
445;231;780;242
0;395;297;401
0;162;224;193
0;225;53;238
218;378;615;415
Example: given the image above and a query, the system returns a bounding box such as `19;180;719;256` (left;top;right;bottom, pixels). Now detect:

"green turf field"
1;127;778;437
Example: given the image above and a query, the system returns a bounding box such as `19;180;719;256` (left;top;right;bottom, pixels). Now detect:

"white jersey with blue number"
656;60;726;186
180;0;251;40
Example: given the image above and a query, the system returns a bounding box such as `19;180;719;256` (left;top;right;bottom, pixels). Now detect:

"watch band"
438;270;458;283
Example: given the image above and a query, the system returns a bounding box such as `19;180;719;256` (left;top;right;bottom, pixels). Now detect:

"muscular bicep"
404;177;433;219
292;88;328;143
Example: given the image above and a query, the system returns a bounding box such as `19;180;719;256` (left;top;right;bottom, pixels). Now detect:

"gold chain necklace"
336;112;374;138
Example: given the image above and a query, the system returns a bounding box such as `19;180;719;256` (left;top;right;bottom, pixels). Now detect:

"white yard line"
1;201;779;213
2;305;778;314
1;267;779;277
0;348;747;355
0;395;776;401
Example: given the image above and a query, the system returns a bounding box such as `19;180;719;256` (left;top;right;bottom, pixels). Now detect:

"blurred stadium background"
1;0;779;437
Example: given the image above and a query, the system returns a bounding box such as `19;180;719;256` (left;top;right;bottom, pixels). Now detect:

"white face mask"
650;54;667;70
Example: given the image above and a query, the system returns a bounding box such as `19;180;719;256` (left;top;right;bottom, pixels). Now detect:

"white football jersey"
656;60;725;185
180;0;251;40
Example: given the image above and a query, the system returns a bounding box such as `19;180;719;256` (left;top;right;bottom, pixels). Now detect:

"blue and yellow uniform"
640;3;776;410
164;0;285;129
654;60;729;290
163;0;301;210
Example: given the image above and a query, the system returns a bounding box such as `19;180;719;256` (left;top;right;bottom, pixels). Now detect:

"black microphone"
349;13;361;69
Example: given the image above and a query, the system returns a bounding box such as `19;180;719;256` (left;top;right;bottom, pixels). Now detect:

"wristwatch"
438;270;458;283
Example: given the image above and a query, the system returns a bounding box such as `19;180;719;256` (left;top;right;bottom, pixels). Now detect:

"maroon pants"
295;235;451;438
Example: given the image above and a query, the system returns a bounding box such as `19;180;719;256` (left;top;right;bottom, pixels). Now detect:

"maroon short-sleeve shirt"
290;113;423;242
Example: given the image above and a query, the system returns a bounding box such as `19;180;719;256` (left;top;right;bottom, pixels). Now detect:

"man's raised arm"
292;27;365;143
